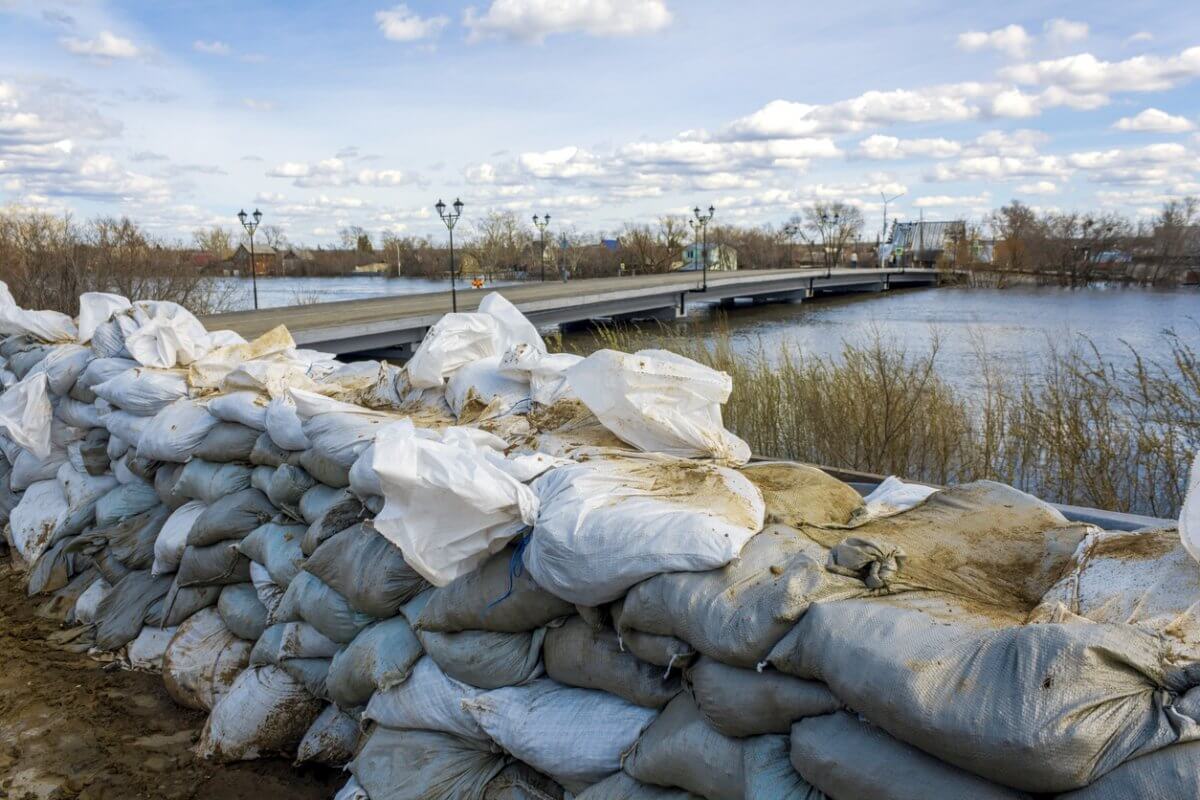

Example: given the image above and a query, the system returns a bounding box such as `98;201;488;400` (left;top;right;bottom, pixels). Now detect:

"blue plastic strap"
487;532;531;609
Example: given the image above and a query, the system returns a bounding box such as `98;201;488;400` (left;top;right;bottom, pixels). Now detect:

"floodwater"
220;275;1197;390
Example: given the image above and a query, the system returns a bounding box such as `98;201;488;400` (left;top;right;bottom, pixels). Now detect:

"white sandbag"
0;372;52;457
860;475;938;518
198;664;323;760
348;443;383;501
77;292;132;344
126;624;177;671
137;399;220;463
1182;453;1200;563
208;391;269;430
152;500;206;576
76;357;138;394
163;607;253;711
296;704;360;766
28;344;92;395
55;396;103;429
11;421;78;490
464;679;657;791
102;408;152;446
446;355;530;420
525;454;765;606
363;655;491;742
92;367;190;415
9;478;69;563
124;301;212;368
266;394;310;450
565;348;750;464
187;325;294;390
74;576;111;624
0;281;78;342
500;345;581;406
371;419;552;586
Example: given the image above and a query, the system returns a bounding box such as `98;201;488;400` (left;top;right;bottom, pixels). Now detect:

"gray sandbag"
69;504;170;571
198;664;324;761
299;448;350;488
687;657;839;737
137;399;220;463
103;409;151;449
78;428;110;476
192;421;260;463
277;621;343;659
91;547;133;585
266;463;315;518
250;464;274;494
250;561;285;617
295;704;360;766
623;693;746;800
154;579;222;627
74;357;138;398
187;488;276;547
1058;739;1200;800
612;597;696;669
163;606;253;710
299;482;351;524
739;462;864;527
250;431;303;468
418;626;546;690
176;541;251;587
154;462;187;509
30;343;91;395
302;411;387;468
208;391;269;431
418;545;574;634
7;343;50;378
304;522;426;618
791;711;1027;800
43;567;100;623
485;763;565;800
218;583;269;641
743;735;826;800
271;570;378;643
237;521;306;587
57;396;105;430
172;460;253;504
349;727;505;800
363;655;490;742
768;591;1200;793
326;616;424;708
93;569;173;651
27;538;81;596
250;623;285;667
575;773;701;800
301;491;364;556
278;656;332;701
94;481;161;526
617;524;864;669
544;616;680;709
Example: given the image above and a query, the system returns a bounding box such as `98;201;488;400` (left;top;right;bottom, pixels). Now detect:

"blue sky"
1;0;1198;244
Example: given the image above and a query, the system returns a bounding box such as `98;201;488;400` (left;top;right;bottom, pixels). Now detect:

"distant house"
600;238;620;252
230;243;279;276
882;220;966;267
281;247;316;273
678;243;737;272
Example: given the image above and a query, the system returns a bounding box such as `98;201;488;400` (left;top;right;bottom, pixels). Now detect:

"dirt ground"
0;564;344;800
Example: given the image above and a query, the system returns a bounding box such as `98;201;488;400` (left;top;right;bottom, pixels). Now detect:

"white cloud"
1044;19;1089;47
193;40;230;55
1126;32;1153;44
242;98;276;111
518;146;605;178
60;31;141;60
1113;108;1194;133
376;4;450;42
1065;142;1190;170
855;134;961;160
914;192;991;209
1016;180;1058;194
1002;46;1200;93
266;156;419;187
956;25;1032;59
464;0;671;43
929;154;1070;182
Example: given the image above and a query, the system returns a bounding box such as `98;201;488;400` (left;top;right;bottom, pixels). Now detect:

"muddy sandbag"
271;570;378;643
299;482;351;524
198;664;324;761
218;583;269;641
484;763;565;800
154;461;186;509
208;391;269;431
277;621;342;659
27;537;81;596
251;561;285;617
42;567;99;622
172;460;253;504
418;626;546;689
154;579;223;627
192;421;260;463
364;655;491;741
544;616;680;709
349;727;505;800
93;569;173;651
790;711;1027;800
769;591;1199;793
687;657;839;737
94;481;161;526
303;411;387;469
137;399;220;463
266;463;315;518
278;656;332;701
126;624;177;671
465;679;657;792
151;500;206;576
164;607;251;711
624;694;746;800
296;704;360;766
92;367;189;414
69;504;170;572
74;575;111;625
301;491;365;556
304;522;426;618
418;545;573;634
326;616;424;708
237;521;306;587
188;488;277;547
176;541;251;587
618;524;863;669
740;462;864;527
300;448;350;488
77;428;111;476
1058;739;1200;800
250;431;302;468
575;773;701;800
250;623;286;667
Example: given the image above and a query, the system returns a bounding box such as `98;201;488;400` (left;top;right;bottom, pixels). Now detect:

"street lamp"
783;222;800;268
237;208;263;310
690;204;714;291
532;214;550;282
436;198;464;312
819;211;840;279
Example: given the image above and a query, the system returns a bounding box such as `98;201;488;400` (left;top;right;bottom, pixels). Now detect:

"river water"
219;276;1197;390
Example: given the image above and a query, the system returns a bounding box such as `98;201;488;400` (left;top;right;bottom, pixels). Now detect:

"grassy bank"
557;323;1199;519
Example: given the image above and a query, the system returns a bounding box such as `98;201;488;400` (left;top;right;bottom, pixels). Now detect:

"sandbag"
299;482;352;525
92;367;189;415
218;583;269;641
250;431;302;468
303;410;388;469
188;488;276;546
277;621;342;660
93;569;173;651
575;773;701;800
446;355;530;421
623;694;745;800
250;561;286;617
136;399;219;462
198;665;323;761
418;545;573;633
484;763;566;800
543;617;680;709
1058;740;1200;800
172;460;253;504
103;408;151;446
74;576;111;625
154;461;186;509
55;396;104;429
265;463;315;518
71;504;169;571
126;624;177;671
526;454;764;605
8;479;69;562
191;421;260;463
301;491;364;556
418;626;546;690
271;571;378;643
687;657;839;737
295;704;360;766
266;394;310;450
790;711;1027;800
156;579;223;627
94;481;160;526
75;357;138;396
299;448;350;488
364;655;491;742
237;521;306;587
739;462;864;527
465;679;657;792
860;475;939;517
176;541;251;587
28;343;91;395
326;616;424;708
305;522;427;618
151;500;205;576
208;391;269;430
350;727;506;800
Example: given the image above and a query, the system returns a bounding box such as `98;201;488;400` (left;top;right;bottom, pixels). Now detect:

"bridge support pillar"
613;305;681;324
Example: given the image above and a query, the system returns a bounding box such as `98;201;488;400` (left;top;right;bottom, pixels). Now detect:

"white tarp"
188;325;294;390
0;281;78;342
371;418;556;586
499;345;581;406
566;348;750;464
77;292;132;344
861;476;939;518
0;372;52;458
1182;453;1200;563
124;301;212;368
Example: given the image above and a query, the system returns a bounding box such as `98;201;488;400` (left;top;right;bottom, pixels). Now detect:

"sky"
1;0;1199;245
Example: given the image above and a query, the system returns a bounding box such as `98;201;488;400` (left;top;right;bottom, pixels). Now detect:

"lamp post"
783;222;800;268
819;211;840;279
237;208;262;310
690;205;714;291
436;198;464;312
532;214;550;282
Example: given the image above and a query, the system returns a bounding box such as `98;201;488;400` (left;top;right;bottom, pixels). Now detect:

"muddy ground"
0;564;343;800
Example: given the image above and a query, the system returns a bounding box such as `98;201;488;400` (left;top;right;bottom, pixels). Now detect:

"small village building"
679;243;738;272
881;221;966;268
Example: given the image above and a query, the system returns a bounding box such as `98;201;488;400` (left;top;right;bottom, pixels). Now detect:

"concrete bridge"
202;266;939;358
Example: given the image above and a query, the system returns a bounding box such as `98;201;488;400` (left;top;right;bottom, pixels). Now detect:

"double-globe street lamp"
532;214;550;282
819;211;840;279
436;198;464;312
690;205;715;291
237;208;263;310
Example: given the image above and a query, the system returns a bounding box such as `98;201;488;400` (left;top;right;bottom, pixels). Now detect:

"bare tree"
470;211;532;278
192;226;233;259
1148;197;1199;284
988;201;1039;278
259;224;288;250
803;202;864;269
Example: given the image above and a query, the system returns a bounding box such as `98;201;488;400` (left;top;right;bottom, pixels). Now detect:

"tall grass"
557;322;1199;518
